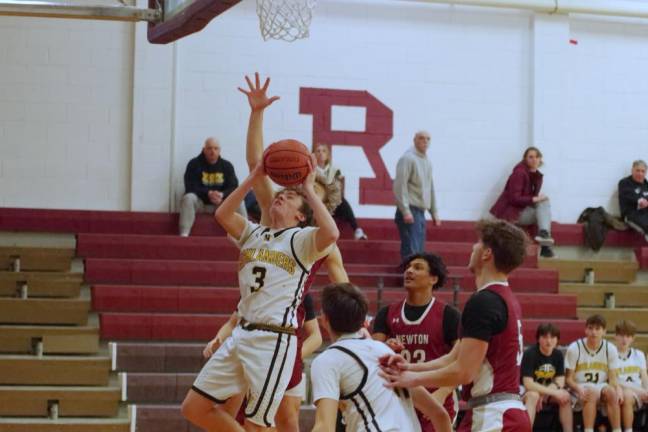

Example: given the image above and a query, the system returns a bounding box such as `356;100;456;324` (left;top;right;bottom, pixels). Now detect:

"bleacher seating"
1;207;646;431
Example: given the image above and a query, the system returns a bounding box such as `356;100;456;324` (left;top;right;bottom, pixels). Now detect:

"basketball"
263;139;311;186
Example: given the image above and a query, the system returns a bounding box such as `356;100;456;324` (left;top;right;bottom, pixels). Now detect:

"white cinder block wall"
0;17;133;210
1;0;648;222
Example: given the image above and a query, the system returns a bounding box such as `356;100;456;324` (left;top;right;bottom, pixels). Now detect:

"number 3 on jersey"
250;266;267;293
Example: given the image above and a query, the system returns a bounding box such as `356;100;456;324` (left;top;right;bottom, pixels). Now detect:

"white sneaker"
180;232;189;237
354;228;368;240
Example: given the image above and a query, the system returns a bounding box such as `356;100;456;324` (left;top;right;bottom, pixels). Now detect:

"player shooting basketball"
181;109;340;432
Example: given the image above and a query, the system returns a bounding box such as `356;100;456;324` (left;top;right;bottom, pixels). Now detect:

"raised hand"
238;72;280;112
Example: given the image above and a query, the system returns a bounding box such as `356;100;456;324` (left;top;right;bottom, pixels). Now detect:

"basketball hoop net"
256;0;317;42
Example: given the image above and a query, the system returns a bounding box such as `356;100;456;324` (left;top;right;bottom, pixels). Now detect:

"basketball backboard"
147;0;241;44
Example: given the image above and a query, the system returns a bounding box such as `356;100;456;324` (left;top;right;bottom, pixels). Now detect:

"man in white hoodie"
393;131;440;259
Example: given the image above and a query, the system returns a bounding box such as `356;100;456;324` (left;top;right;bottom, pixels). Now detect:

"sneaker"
540;246;555;258
354;228;368;240
534;229;555;246
180;232;189;237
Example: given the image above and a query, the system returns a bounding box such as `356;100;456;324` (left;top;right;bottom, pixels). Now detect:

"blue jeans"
395;206;426;260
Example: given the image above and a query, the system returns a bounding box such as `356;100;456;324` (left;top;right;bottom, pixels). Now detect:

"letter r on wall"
299;88;394;205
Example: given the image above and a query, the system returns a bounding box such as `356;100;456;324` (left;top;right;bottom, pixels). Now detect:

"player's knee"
180;391;213;421
525;391;540;404
181;193;198;207
622;389;635;407
602;386;617;402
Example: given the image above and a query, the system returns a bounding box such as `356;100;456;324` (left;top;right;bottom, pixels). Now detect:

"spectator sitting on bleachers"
490;146;555;258
520;323;573;432
565;314;623;432
618;159;648;241
314;143;367;240
614;319;648;432
179;137;246;236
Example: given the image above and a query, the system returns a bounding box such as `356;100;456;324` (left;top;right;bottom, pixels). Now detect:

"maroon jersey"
461;283;524;400
286;256;326;390
385;298;458;431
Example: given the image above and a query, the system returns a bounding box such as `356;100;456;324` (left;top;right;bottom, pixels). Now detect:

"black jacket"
618;175;648;218
183;153;239;204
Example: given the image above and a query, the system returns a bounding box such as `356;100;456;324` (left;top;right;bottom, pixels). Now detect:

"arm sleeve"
555;350;565;377
311;354;341;403
184;160;210;202
372;306;390;335
221;161;239;199
442;305;460;347
303;293;316;321
564;343;578;371
618;178;640;210
393;156;412;217
507;170;535;208
520;347;536;379
429;169;438;219
291;227;333;265
460;290;508;342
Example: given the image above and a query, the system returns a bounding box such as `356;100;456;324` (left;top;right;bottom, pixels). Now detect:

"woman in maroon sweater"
490;147;555;257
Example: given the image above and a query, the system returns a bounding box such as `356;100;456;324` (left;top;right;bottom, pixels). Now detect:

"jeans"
516;199;552;233
179;192;247;236
395;206;426;260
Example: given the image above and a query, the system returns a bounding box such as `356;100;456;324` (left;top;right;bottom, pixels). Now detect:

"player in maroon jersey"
379;219;532;432
372;252;460;430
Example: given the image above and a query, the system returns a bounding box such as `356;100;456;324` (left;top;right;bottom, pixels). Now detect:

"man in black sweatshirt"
179;137;245;236
618;159;648;241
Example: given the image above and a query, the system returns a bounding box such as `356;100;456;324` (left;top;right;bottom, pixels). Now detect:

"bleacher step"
560;283;648;307
0;385;121;417
0;355;110;386
0;325;99;354
0;298;89;325
539;259;638;283
0;247;74;272
0;271;82;298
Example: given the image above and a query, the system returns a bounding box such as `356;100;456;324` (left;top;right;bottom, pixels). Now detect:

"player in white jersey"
614;320;648;432
310;283;452;432
182;153;339;431
565;314;623;432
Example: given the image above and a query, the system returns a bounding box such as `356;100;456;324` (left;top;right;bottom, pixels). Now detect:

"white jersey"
310;333;422;432
617;348;646;389
565;338;619;385
234;220;329;328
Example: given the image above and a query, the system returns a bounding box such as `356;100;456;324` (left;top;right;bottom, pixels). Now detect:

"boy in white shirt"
565;314;623;432
614;319;648;432
310;283;451;432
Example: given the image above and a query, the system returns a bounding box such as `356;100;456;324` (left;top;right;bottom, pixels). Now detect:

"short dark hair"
321;283;368;335
476;219;529;274
586;314;607;329
615;320;637;336
400;252;447;290
536;322;560;341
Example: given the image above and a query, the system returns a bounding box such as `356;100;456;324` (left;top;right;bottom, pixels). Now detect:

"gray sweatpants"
516;199;552;233
179;193;247;236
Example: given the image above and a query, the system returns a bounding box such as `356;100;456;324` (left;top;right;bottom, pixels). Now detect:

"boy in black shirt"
521;323;573;432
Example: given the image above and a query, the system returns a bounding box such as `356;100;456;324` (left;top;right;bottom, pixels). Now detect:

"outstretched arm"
215;162;265;239
239;73;279;226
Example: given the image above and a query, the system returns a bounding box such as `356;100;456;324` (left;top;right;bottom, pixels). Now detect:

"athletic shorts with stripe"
192;325;297;427
458;400;531;432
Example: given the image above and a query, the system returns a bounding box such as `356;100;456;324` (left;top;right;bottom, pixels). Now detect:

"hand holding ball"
263;139;312;186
